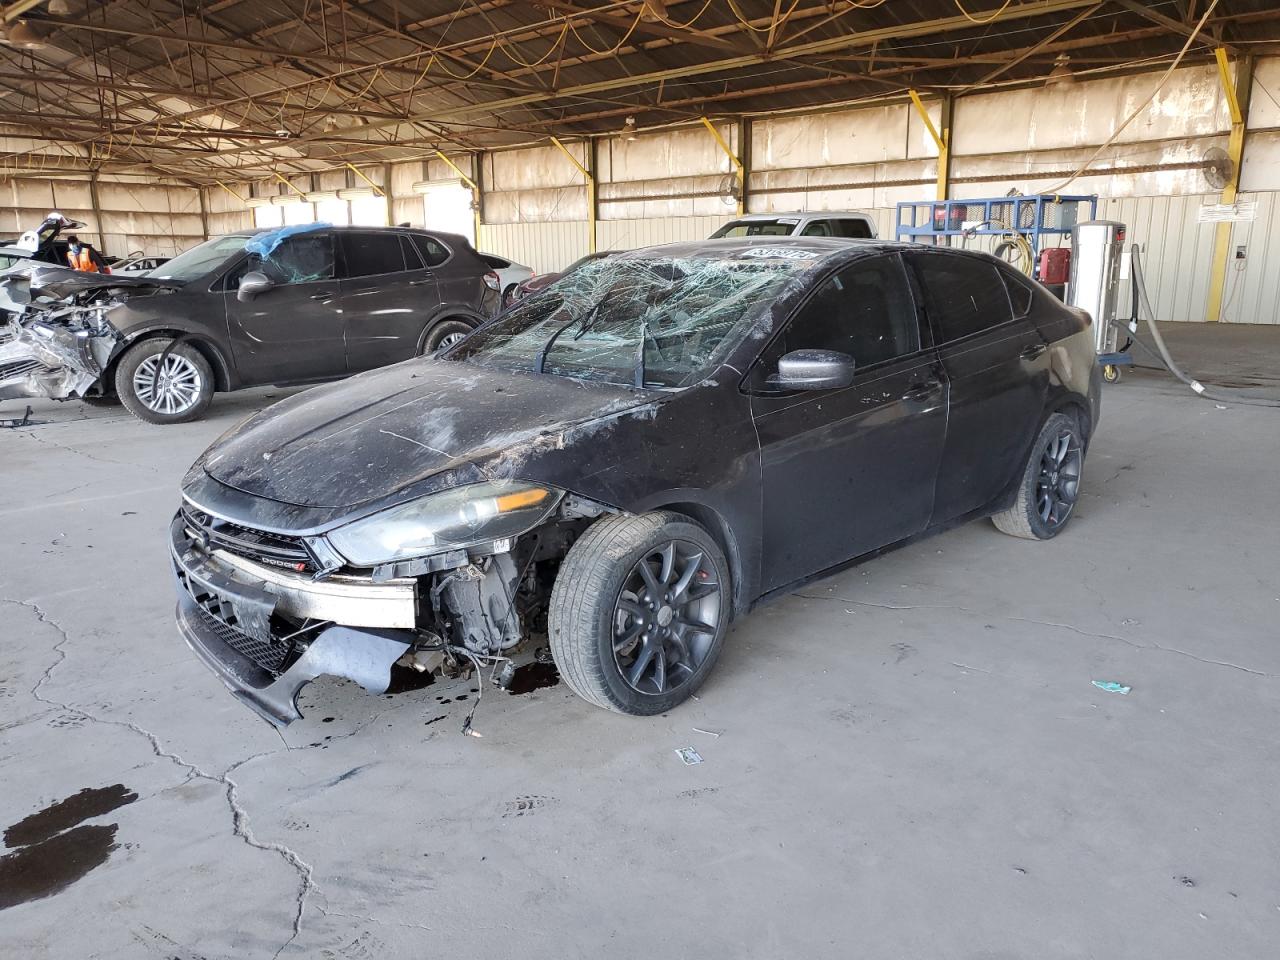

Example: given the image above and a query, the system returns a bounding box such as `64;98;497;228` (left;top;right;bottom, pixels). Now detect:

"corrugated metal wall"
477;221;590;274
1219;192;1280;326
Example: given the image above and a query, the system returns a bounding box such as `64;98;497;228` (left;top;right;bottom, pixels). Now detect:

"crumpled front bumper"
169;514;413;727
0;319;115;402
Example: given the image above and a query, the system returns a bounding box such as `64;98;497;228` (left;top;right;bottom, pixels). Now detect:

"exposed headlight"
327;481;562;566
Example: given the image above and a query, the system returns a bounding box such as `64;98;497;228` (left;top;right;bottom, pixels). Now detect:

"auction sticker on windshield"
740;247;819;260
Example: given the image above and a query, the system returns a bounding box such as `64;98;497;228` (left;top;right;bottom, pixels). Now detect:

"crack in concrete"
18;429;162;474
792;592;1278;679
6;596;314;956
314;901;435;933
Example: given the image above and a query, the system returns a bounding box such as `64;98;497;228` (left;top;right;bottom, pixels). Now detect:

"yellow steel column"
1206;50;1252;322
700;116;744;216
551;136;596;253
909;89;950;201
433;149;482;244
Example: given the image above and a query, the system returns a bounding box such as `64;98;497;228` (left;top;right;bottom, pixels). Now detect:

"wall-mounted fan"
1202;146;1235;191
718;172;742;206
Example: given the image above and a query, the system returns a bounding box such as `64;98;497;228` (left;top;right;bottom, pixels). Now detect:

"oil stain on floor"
0;784;137;910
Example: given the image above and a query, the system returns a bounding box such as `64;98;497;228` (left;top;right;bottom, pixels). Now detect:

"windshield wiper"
533;296;606;374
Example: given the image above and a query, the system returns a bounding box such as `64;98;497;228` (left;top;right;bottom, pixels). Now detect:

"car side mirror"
775;349;855;391
237;270;274;302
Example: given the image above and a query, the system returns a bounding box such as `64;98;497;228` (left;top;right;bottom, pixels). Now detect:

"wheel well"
1051;398;1091;444
112;330;231;392
417;315;479;353
651;501;745;617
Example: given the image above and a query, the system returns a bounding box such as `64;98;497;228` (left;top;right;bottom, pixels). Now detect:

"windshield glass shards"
451;253;814;387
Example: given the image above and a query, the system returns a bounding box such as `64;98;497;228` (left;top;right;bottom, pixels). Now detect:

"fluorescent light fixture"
9;20;49;49
1046;54;1074;87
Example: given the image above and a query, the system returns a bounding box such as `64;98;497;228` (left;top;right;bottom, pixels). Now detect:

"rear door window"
831;218;874;239
1000;266;1035;317
411;233;451;267
908;254;1013;344
400;235;425;270
799;220;833;237
341;232;407;278
712;219;797;238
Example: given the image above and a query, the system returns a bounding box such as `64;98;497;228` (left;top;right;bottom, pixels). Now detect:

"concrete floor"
2;328;1279;959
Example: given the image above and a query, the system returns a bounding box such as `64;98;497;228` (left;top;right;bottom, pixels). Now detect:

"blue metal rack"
895;194;1098;279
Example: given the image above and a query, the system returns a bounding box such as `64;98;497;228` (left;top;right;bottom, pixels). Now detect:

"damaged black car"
170;237;1101;726
1;223;500;424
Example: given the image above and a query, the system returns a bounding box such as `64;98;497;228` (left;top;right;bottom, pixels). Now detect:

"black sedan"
170;238;1100;725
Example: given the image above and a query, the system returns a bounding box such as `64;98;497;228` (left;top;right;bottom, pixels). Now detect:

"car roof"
616;236;903;264
723;211;873;222
225;225;472;248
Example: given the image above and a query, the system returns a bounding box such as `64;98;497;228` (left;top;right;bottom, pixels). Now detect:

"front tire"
420;318;473;355
992;412;1084;540
114;339;214;425
549;512;731;715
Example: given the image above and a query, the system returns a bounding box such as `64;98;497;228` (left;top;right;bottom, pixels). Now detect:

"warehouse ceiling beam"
534;1;749;54
971;3;1103;87
196;0;1104;165
1111;0;1237;55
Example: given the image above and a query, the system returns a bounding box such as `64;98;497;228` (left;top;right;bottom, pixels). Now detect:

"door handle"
901;379;940;402
408;278;434;286
1020;343;1047;361
309;292;335;300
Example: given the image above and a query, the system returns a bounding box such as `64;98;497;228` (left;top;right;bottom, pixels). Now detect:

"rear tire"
420;319;473;355
549;511;730;716
115;339;214;425
992;412;1084;540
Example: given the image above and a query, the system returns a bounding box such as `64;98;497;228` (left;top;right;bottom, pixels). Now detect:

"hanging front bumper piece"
169;512;415;726
0;319;117;402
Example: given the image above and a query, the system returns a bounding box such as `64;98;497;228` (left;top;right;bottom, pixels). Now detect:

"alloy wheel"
438;331;468;350
612;540;722;695
133;353;202;415
1036;429;1082;529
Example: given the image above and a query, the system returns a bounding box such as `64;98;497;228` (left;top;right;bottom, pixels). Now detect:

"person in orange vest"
65;235;111;273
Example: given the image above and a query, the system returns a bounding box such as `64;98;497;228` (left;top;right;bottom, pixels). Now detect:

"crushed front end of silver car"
0;265;170;404
0;312;118;403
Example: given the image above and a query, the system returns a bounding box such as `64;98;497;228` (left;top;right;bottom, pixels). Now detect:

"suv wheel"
549;512;730;715
115;339;214;425
993;412;1084;540
420;319;473;355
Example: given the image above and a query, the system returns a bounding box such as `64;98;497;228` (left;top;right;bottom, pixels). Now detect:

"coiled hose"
1125;245;1280;408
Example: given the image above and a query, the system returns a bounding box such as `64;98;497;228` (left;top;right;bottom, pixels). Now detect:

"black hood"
0;262;180;303
201;359;661;510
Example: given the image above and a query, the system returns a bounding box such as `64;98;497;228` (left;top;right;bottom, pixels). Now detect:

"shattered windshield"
451;253;814;387
150;235;250;283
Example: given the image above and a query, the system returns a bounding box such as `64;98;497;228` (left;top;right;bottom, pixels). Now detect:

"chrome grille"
181;506;315;573
0;358;45;380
